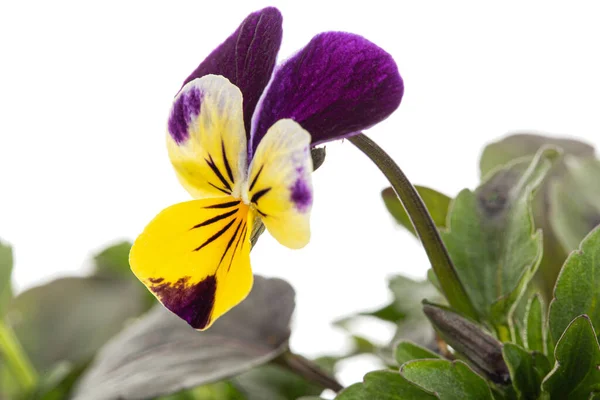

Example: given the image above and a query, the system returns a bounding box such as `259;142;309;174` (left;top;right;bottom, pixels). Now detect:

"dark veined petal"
251;32;404;152
167;75;247;200
130;198;253;330
182;7;283;138
244;119;313;249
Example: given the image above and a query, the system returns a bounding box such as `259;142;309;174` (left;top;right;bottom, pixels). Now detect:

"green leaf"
549;225;600;345
382;186;451;236
502;343;550;399
479;133;594;179
5;277;148;373
542;315;600;398
510;318;524;347
335;383;369;400
92;241;132;278
362;370;436;400
395;341;440;365
524;294;546;354
401;359;494;400
549;157;600;251
423;303;510;385
480;133;596;301
442;146;558;328
0;240;13;316
72;276;296;400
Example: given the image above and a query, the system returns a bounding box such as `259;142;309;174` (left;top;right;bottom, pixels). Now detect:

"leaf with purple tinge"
72;276;295;400
479;133;596;298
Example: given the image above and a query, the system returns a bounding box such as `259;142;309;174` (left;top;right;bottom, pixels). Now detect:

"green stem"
0;321;38;391
349;133;478;320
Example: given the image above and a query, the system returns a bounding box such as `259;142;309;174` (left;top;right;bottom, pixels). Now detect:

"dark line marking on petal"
251;187;271;204
255;208;268;218
221;140;235;184
194;218;236;251
248;164;264;192
241;224;248;243
191;209;238;230
219;219;243;267
204;200;241;209
148;277;164;284
228;222;246;272
206;155;232;192
208;182;231;195
150;275;216;330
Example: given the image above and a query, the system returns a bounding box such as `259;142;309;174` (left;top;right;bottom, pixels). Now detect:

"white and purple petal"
182;7;283;138
251;32;404;152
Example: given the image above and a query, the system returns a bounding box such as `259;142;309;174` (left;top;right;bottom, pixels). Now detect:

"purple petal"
182;7;283;139
251;32;404;151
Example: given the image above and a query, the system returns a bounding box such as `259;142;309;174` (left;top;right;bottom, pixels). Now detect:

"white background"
1;0;600;387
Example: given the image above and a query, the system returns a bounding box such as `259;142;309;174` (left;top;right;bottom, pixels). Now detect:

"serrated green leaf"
401;359;494;400
0;240;14;316
423;303;510;385
549;157;600;251
363;370;436;400
480;134;595;300
502;343;550;399
382;186;451;237
395;341;440;366
549;226;600;344
442;147;558;329
524;294;546;354
542;315;600;398
335;383;369;400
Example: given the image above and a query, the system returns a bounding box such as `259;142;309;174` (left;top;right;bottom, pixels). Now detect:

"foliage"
2;133;600;399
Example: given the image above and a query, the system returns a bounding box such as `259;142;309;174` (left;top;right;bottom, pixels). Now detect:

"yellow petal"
167;75;247;199
130;198;253;330
245;119;313;249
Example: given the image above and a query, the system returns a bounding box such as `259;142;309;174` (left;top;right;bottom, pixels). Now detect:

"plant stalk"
274;350;343;392
0;321;38;391
349;133;478;320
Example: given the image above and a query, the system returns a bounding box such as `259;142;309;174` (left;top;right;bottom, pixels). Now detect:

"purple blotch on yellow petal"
168;86;202;144
290;178;312;212
149;275;216;330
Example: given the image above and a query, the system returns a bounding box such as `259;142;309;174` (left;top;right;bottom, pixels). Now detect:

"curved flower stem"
348;133;478;321
274;350;343;392
0;320;38;391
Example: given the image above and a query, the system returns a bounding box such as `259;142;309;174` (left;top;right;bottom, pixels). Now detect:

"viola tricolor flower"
130;7;403;330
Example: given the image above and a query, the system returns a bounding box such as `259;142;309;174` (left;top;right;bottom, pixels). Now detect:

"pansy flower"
130;7;403;330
